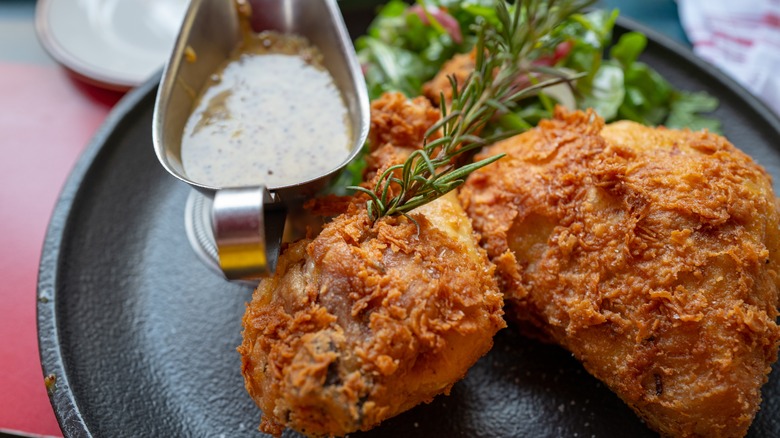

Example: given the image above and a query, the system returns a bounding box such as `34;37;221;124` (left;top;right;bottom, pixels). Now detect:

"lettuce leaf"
357;1;721;132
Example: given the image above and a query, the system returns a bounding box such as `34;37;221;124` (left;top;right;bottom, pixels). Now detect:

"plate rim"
36;74;161;438
36;14;780;437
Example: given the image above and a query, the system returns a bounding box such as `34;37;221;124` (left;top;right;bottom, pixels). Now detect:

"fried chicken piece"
460;108;780;437
422;50;475;106
239;93;504;437
368;91;440;150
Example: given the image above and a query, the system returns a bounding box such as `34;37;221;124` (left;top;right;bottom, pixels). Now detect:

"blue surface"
598;0;690;46
0;0;54;65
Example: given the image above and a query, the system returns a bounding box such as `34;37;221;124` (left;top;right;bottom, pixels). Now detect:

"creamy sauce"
181;33;351;188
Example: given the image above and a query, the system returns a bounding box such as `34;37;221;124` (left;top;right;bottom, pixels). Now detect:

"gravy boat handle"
212;187;286;280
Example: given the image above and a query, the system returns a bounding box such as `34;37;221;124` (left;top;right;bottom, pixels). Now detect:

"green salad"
355;0;720;132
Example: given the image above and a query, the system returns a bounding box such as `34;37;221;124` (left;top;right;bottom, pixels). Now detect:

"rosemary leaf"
352;0;596;222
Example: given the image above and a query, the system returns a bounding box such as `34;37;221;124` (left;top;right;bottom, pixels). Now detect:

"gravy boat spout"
152;0;370;280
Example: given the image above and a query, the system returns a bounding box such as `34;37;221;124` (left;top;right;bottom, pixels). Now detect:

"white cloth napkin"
678;0;780;115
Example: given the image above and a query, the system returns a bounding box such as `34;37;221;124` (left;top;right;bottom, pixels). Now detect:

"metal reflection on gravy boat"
152;0;370;280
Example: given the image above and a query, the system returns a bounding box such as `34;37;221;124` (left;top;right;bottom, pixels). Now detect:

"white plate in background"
35;0;189;91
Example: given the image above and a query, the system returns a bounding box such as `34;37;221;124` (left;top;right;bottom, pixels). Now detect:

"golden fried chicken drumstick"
239;92;504;437
460;108;780;438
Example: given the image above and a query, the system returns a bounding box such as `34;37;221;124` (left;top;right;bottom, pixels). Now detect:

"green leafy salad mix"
330;0;721;206
355;0;720;132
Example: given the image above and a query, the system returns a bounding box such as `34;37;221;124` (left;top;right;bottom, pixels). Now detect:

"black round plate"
38;12;780;438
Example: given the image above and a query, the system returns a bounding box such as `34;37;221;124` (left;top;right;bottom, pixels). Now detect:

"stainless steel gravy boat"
153;0;369;280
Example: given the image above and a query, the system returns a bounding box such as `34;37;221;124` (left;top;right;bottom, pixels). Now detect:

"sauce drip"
181;32;352;188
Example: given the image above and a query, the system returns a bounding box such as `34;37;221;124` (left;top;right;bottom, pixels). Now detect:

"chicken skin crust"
459;108;780;437
238;93;505;437
421;50;475;106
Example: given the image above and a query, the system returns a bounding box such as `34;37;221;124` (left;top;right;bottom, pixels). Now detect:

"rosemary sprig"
351;0;596;222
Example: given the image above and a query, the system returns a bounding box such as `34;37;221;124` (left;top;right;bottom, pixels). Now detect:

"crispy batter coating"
364;92;441;183
368;91;440;150
460;108;780;437
422;51;475;106
239;93;504;437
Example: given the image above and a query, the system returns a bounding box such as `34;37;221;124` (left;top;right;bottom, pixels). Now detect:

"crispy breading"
367;91;440;150
422;51;475;106
363;92;441;184
239;93;504;437
460;107;780;437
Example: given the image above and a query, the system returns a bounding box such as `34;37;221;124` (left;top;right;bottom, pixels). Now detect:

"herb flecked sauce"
181;33;352;188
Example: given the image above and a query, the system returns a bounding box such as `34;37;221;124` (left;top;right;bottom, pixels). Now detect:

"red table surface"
0;63;121;437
